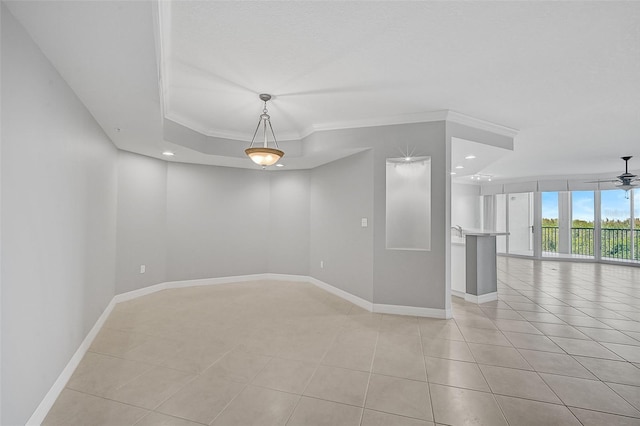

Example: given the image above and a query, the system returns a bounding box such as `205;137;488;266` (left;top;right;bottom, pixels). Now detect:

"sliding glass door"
635;189;640;261
483;187;638;264
508;192;534;256
496;194;507;254
600;190;632;261
541;192;559;256
571;191;595;258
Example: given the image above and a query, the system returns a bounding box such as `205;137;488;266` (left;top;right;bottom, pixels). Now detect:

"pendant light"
245;94;284;166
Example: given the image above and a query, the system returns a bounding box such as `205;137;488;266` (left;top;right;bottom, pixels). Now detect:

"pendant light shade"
245;94;284;166
245;147;284;166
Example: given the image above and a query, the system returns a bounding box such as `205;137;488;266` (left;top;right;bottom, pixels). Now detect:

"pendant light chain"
248;98;280;150
244;94;284;166
263;101;269;148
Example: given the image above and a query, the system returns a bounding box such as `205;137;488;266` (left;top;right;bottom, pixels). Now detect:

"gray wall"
115;160;311;287
371;123;447;310
305;122;448;310
165;163;271;281
1;7;118;425
268;171;311;275
310;151;375;301
115;152;168;293
452;182;481;231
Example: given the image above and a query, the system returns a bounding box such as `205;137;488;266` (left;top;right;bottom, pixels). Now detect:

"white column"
594;190;602;261
631;189;635;261
558;191;572;254
533;191;542;259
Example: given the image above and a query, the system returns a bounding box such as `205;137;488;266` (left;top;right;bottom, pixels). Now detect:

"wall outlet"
320;260;324;269
361;218;368;227
140;264;146;274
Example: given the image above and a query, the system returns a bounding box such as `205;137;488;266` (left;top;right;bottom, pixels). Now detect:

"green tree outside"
542;218;640;260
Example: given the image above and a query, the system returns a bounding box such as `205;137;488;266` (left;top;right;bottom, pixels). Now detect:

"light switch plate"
361;218;368;227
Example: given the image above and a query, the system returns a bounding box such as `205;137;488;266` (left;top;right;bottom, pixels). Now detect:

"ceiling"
451;138;512;183
6;1;640;180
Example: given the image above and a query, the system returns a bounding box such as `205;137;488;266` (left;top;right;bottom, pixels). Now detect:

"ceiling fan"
587;156;639;191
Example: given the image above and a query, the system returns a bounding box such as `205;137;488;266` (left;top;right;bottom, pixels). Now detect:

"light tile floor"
43;257;640;425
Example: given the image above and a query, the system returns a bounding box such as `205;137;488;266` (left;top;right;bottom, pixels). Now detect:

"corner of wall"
115;151;168;294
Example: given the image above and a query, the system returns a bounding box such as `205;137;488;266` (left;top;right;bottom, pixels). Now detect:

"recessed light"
275;163;285;167
465;155;476;160
405;157;411;162
162;151;175;156
455;165;464;169
450;172;456;175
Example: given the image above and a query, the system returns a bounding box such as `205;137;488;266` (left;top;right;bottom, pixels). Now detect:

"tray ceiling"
5;1;640;177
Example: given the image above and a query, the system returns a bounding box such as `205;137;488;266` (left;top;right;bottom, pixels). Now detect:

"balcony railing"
541;226;559;253
601;228;632;260
574;227;594;256
541;226;639;260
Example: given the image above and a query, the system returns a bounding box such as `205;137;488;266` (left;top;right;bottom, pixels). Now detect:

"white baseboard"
451;289;466;299
112;273;316;305
464;292;498;304
113;273;284;303
263;273;311;283
307;277;374;312
27;273;449;425
373;303;450;319
25;299;117;426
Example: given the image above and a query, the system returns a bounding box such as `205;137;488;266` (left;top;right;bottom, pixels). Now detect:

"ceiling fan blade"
584;157;637;186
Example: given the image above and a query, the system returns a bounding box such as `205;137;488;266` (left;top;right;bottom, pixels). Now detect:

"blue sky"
574;191;596;221
542;190;635;221
541;192;559;219
601;190;630;221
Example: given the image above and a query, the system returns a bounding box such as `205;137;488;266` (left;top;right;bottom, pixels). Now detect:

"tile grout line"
357;325;380;426
471;346;511;425
498;261;639;422
282;313;347;426
147;348;236;417
62;359;211;425
132;411;208;426
566;405;640;422
603;382;640;417
417;315;437;424
206;345;272;426
485;270;584;424
494;269;566;425
78;351;158;394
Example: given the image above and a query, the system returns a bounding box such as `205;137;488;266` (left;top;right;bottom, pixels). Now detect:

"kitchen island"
464;232;508;303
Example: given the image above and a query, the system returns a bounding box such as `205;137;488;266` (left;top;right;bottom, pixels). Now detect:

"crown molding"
165;108;518;145
302;109;519;139
164;113;303;142
299;110;451;138
154;0;172;122
167;110;452;142
446;111;519;138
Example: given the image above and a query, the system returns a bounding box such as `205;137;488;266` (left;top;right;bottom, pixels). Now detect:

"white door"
508;192;534;256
